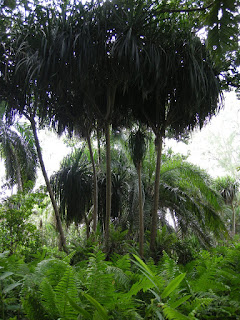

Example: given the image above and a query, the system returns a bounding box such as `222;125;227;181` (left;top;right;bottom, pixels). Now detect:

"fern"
39;279;58;319
22;292;47;320
54;266;78;319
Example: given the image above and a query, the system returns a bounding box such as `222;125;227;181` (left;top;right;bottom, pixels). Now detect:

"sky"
166;91;240;177
0;90;240;199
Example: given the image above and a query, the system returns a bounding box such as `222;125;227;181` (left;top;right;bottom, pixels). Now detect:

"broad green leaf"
132;254;153;275
170;295;191;309
67;294;91;319
161;273;186;299
83;293;108;320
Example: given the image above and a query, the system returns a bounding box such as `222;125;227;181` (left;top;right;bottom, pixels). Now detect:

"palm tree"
214;176;239;236
124;26;221;253
0;119;38;192
3;0;223;256
51;147;93;239
128;128;148;258
158;156;227;243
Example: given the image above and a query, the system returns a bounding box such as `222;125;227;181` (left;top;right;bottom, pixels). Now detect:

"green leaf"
83;293;109;320
67;294;91;319
170;295;191;309
161;273;186;299
162;305;191;320
0;271;13;280
3;282;21;294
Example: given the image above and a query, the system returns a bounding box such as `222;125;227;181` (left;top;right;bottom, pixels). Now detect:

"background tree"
51;148;93;239
0;118;38;192
214;175;239;236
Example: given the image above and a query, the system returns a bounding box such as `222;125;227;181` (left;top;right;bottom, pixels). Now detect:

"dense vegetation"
0;0;240;319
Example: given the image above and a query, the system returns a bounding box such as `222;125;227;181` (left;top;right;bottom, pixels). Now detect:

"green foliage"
0;191;45;255
0;119;38;191
0;241;240;319
51;147;92;225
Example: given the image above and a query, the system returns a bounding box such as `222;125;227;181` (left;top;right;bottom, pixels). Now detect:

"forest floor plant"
0;239;239;319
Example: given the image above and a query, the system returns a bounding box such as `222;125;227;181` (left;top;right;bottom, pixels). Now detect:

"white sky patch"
165;91;240;177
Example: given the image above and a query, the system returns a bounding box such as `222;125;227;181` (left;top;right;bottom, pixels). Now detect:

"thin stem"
138;162;144;259
28;114;68;253
150;135;163;255
105;122;111;253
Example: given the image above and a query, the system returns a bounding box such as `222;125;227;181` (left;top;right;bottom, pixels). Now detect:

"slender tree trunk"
84;213;90;239
86;132;98;233
104;86;116;254
11;148;23;192
231;202;236;236
97;127;102;165
29;116;67;253
15;162;23;192
105;122;111;252
150;135;163;254
137;162;144;259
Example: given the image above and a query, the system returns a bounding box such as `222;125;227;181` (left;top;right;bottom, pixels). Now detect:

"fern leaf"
63;250;76;264
40;279;58;319
54;266;78;319
162;304;191;320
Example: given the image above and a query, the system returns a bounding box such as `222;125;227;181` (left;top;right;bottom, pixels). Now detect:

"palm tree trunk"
11;148;23;192
97;127;102;165
150;135;163;254
137;162;144;259
86;132;98;234
29;116;67;253
104;86;116;253
15;162;23;192
231;203;236;236
105;122;111;252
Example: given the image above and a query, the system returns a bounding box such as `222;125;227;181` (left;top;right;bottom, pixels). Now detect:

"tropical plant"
0;119;38;192
0;190;45;255
51;147;93;238
214;176;239;236
128;128;148;258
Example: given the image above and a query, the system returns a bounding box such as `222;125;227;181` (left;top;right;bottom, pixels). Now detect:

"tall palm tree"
3;0;223;256
128;128;148;258
118;22;221;253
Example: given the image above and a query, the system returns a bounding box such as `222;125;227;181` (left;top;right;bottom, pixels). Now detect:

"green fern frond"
187;297;213;318
40;279;58;319
54;266;78;319
106;265;130;290
63;250;77;264
35;259;69;287
127;277;155;298
162;304;192;320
